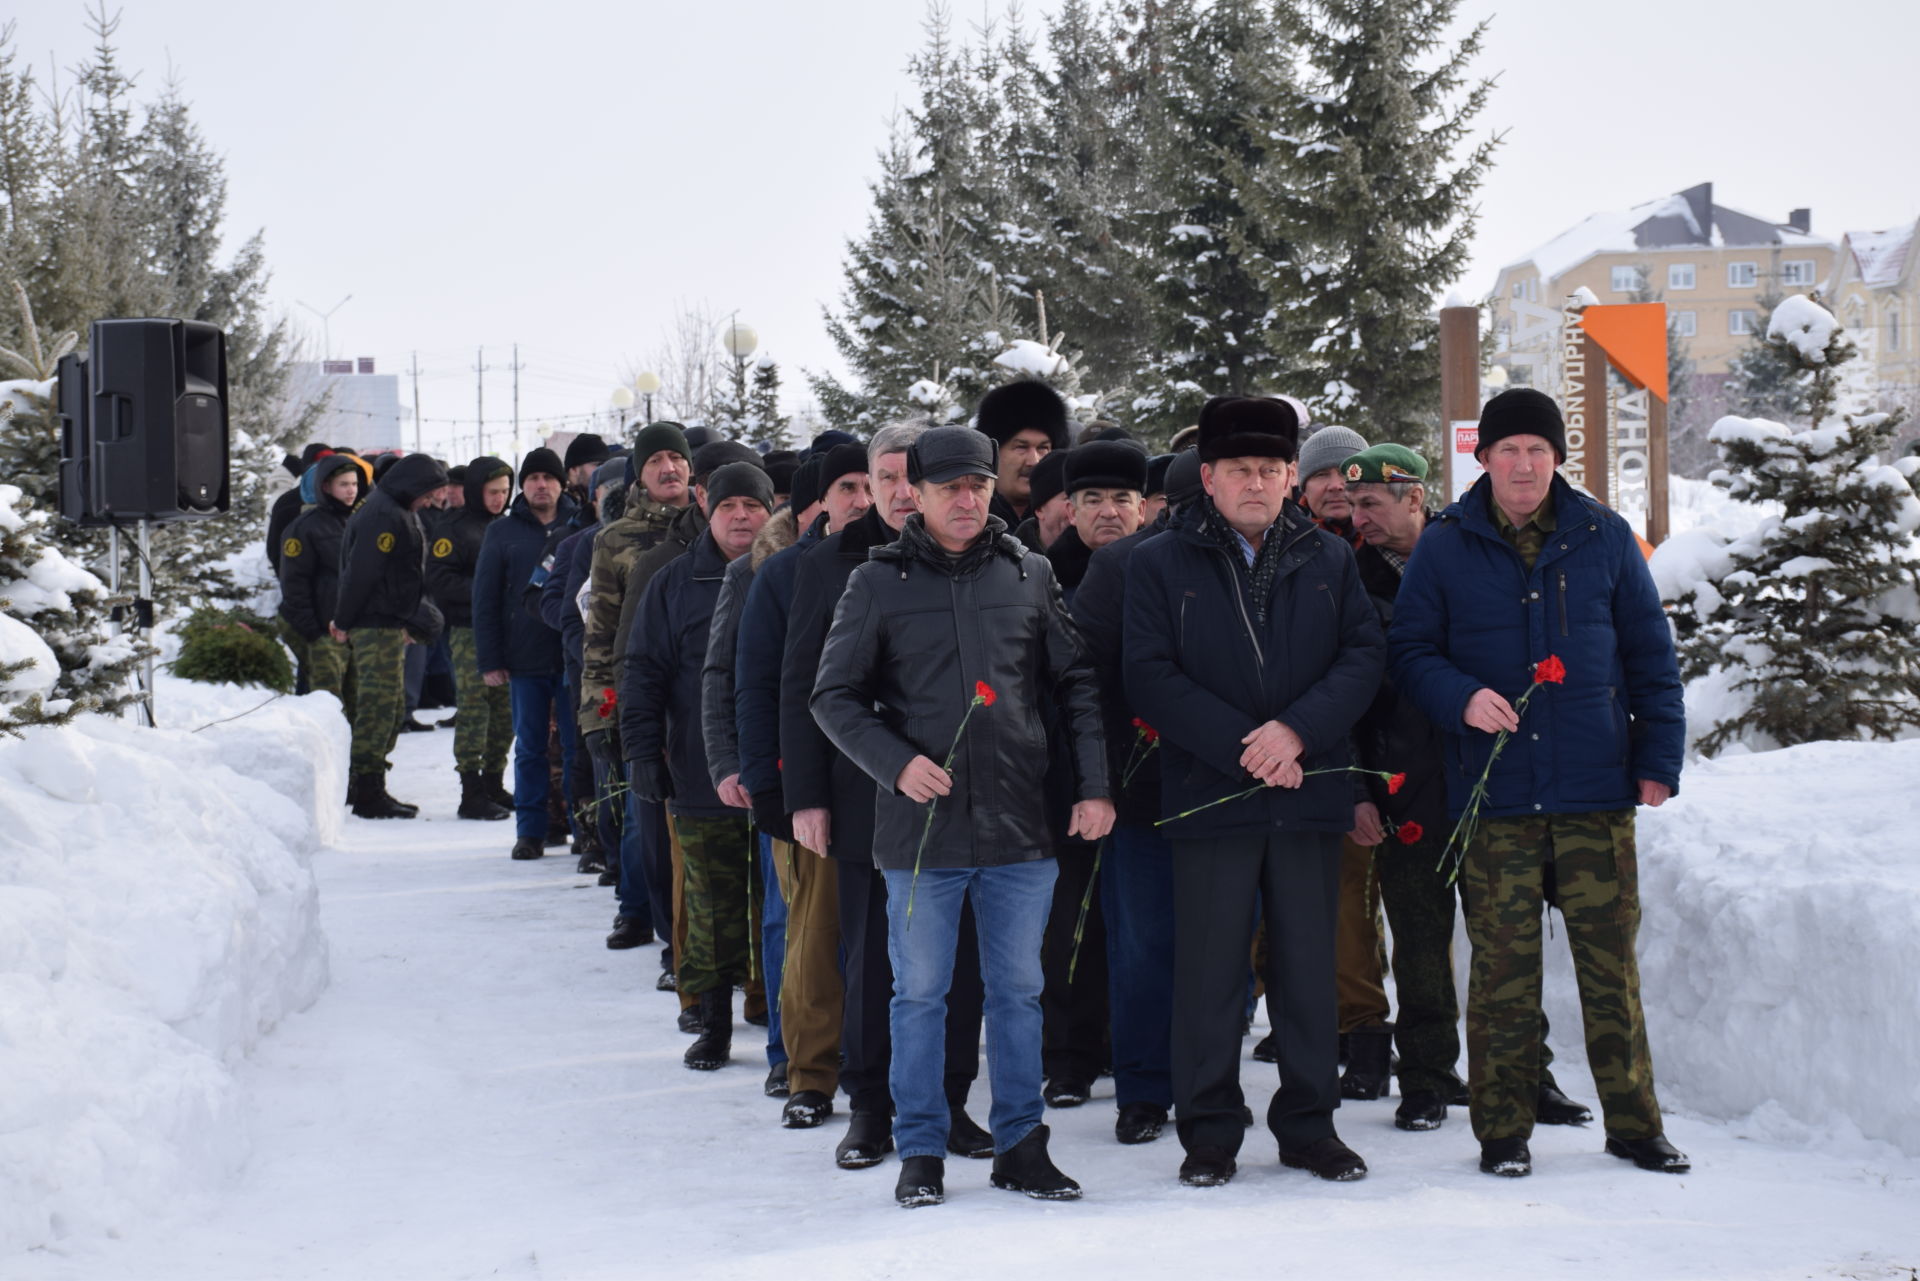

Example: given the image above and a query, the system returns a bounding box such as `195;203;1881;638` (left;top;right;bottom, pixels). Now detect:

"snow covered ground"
10;716;1919;1281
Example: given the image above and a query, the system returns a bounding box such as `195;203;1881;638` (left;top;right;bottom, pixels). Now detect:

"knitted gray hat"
1297;425;1370;481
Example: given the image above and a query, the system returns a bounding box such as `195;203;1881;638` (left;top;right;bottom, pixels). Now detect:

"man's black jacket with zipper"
620;526;735;820
1123;497;1384;839
810;514;1107;872
334;452;449;640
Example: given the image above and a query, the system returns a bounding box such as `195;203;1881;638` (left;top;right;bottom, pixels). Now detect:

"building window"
1780;260;1817;287
1668;263;1696;290
1512;280;1526;299
1729;309;1757;336
1728;262;1758;288
1672;310;1697;337
1890;307;1903;352
1610;266;1644;293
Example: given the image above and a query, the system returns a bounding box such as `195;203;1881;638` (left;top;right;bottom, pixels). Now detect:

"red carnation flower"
776;758;783;771
1132;717;1144;730
596;686;618;719
1387;772;1407;795
1534;655;1567;686
1396;820;1424;846
1141;725;1159;745
975;681;997;707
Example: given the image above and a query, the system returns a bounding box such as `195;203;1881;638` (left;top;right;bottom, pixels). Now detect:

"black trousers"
836;861;983;1116
1041;840;1110;1083
1172;829;1342;1155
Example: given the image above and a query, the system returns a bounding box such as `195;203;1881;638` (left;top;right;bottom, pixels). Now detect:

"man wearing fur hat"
974;380;1072;529
1389;387;1686;1179
1124;395;1385;1189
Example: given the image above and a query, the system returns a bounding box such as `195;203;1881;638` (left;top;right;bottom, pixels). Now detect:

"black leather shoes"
1606;1134;1690;1173
1279;1135;1367;1182
1480;1136;1532;1177
1537;1081;1594;1125
1115;1102;1168;1145
1178;1145;1237;1187
989;1124;1081;1200
1043;1076;1092;1107
764;1061;789;1098
895;1155;945;1208
605;916;653;950
782;1090;834;1129
836;1111;894;1169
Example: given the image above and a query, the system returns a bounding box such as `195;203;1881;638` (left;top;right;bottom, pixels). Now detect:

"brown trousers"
1335;837;1390;1032
773;842;843;1096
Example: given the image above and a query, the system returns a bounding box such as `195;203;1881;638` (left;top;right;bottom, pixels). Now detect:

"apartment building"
1489;182;1835;376
1825;218;1917;419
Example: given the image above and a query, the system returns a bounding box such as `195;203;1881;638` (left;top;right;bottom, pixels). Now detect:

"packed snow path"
20;727;1920;1281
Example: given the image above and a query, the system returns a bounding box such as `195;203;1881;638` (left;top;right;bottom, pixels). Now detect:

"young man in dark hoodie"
278;452;363;709
473;447;579;860
333;452;451;820
426;456;515;822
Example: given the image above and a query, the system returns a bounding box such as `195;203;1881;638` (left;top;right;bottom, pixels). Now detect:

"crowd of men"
270;378;1690;1207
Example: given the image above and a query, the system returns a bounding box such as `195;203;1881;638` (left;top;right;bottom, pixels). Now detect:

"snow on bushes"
0;680;339;1254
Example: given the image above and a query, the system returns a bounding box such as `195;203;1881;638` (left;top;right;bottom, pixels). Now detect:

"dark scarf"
892;513;1017;579
1199;496;1289;625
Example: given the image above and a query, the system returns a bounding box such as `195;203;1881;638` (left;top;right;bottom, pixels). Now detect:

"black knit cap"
692;440;764;483
1064;439;1149;496
705;460;775;512
519;446;566;486
563;432;610;471
682;425;720;450
765;457;800;498
1195;395;1299;465
632;421;692;466
1475;387;1568;462
789;457;824;514
807;429;858;457
975;379;1072;450
816;442;869;495
1164;450;1205;507
1026;447;1072;510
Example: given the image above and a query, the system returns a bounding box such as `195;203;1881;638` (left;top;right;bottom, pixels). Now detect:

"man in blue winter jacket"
472;446;579;861
1124;395;1385;1190
1389;386;1689;1180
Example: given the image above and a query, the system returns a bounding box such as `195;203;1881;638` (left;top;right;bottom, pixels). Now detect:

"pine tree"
1123;0;1302;444
1229;0;1496;450
1627;263;1706;476
1724;291;1809;423
1676;294;1920;753
746;352;792;451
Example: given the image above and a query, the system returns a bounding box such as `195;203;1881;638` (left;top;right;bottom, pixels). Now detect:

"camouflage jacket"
577;485;686;734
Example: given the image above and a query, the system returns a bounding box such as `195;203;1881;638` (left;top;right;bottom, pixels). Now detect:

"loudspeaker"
57;318;230;524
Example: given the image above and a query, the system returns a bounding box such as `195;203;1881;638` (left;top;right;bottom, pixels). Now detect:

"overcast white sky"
12;0;1918;452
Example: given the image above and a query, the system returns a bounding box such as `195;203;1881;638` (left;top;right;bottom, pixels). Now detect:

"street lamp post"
634;371;661;425
297;294;353;361
721;318;757;431
611;386;636;438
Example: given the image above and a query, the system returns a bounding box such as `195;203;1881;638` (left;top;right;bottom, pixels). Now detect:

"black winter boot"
783;1090;834;1130
990;1124;1081;1200
351;773;415;820
510;837;544;860
605;916;653;950
1479;1136;1532;1177
1339;1023;1394;1100
1605;1134;1690;1173
1394;1091;1449;1131
483;770;513;809
683;988;732;1070
376;775;419;818
895;1156;945;1208
457;773;511;821
1537;1081;1595;1126
1280;1135;1368;1182
835;1112;894;1169
946;1107;994;1159
1115;1102;1168;1145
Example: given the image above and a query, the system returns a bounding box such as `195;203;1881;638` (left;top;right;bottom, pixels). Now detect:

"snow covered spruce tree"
1677;294;1920;753
1724;291;1810;425
1228;0;1496;450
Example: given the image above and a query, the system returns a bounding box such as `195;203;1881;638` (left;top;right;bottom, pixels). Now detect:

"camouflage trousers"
1461;809;1663;1143
447;627;510;775
674;814;758;998
346;628;408;776
308;635;355;720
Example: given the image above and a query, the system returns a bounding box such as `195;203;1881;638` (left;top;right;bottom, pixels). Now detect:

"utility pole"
507;343;526;451
408;351;423;454
474;346;491;455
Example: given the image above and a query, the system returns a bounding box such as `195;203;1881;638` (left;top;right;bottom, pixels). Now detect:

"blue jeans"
508;673;577;840
615;789;651;923
760;833;788;1068
884;860;1057;1161
1102;823;1175;1109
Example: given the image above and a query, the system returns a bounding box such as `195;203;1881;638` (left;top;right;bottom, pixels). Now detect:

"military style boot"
457;772;511;821
351;773;415;820
1339;1023;1394;1100
684;988;733;1071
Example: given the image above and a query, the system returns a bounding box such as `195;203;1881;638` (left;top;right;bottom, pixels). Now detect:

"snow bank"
1539;739;1920;1157
0;680;338;1255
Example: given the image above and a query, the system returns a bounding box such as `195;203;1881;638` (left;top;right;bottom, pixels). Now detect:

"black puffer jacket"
620;528;735;820
334;452;449;639
810;515;1107;871
423;455;509;628
779;507;896;865
276;453;361;641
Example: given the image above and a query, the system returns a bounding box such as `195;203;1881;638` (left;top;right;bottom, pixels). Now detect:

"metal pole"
474;346;490;454
138;520;155;727
409;350;423;454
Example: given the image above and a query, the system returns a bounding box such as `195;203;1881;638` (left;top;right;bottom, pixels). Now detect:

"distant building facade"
1825;219;1918;437
291;359;406;454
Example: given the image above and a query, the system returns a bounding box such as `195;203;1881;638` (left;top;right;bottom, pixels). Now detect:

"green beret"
1341;442;1429;485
